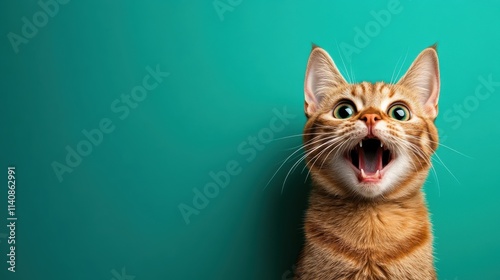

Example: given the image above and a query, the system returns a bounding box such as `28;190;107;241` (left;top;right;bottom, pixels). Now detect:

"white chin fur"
330;153;412;198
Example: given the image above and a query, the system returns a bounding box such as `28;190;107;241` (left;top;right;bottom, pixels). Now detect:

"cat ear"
304;46;348;117
397;46;440;119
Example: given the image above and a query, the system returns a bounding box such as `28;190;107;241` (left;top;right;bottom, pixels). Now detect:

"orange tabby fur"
295;46;440;280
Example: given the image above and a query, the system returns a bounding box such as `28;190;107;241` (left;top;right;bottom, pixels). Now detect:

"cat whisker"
274;138;330;167
432;152;461;185
404;141;432;167
403;141;443;196
400;133;462;184
377;129;431;171
335;40;353;84
350;61;357;84
294;137;340;170
271;132;333;143
280;133;336;152
403;130;472;159
392;140;422;172
314;138;353;180
302;140;338;183
392;137;430;171
390;52;404;84
263;135;332;190
267;134;338;191
281;136;339;193
394;47;409;83
429;157;441;197
305;137;348;182
398;137;455;190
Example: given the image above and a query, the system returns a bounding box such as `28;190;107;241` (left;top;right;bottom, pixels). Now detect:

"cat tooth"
376;170;381;178
360;169;366;178
380;142;384;148
359;141;362;148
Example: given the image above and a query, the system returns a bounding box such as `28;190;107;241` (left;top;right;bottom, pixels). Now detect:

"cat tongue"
359;144;383;174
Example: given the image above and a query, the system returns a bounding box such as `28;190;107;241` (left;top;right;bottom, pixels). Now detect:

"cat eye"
333;102;356;119
388;104;410;121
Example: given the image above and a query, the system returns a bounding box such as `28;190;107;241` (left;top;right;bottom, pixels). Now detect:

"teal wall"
1;0;499;279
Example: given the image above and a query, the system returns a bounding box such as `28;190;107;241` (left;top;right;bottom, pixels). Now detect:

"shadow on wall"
262;162;311;279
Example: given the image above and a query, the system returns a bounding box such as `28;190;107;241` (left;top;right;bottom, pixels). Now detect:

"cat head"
303;45;440;199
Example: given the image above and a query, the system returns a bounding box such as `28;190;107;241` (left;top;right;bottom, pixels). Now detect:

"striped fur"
296;46;440;280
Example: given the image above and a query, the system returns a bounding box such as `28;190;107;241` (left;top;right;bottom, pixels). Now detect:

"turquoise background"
1;0;499;279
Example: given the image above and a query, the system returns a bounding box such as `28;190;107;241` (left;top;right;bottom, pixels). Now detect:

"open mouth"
346;138;393;183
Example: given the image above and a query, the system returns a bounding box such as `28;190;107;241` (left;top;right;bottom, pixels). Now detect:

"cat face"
303;46;440;199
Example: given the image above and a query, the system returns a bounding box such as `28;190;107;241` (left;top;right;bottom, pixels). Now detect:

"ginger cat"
295;46;440;280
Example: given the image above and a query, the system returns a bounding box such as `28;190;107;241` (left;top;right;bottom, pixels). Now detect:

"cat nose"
360;113;381;126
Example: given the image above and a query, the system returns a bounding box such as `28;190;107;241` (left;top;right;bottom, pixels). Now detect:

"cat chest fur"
296;190;435;280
